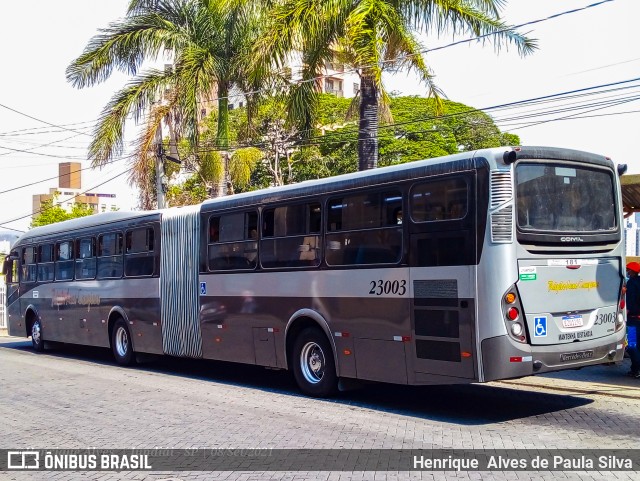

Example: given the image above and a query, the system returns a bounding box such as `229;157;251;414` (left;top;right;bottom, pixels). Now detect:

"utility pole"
155;122;166;209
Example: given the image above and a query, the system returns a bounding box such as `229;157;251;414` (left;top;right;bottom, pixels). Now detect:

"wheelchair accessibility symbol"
200;282;207;295
534;317;547;337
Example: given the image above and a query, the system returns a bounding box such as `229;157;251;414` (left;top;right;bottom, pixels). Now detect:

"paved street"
0;335;639;481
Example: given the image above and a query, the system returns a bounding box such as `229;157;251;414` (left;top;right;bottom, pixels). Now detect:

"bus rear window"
516;163;616;232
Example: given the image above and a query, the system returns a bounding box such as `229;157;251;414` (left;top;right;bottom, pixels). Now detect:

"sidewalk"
497;358;640;400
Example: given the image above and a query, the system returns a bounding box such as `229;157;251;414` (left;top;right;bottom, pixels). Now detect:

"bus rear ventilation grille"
491;205;513;243
490;171;513;208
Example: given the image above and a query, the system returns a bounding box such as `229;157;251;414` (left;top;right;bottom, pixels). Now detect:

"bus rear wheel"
111;319;135;366
292;327;337;397
31;318;44;352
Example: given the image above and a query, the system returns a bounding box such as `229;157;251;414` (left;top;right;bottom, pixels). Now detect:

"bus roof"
199;145;613;213
15;210;160;245
12;146;616;246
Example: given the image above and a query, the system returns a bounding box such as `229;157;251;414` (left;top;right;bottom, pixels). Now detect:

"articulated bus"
5;146;627;396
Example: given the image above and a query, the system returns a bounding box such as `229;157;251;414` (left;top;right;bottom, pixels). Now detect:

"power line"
197;1;615;105
190;77;640;152
505;94;640;132
0;167;132;229
0;120;96;137
0;1;612;167
0;143;96;160
0;102;93;138
0;132;91;158
0;155;133;196
497;108;640;126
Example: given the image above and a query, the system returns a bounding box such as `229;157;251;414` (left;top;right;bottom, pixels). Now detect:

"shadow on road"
2;339;593;426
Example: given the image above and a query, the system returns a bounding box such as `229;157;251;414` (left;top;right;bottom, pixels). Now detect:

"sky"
0;0;638;233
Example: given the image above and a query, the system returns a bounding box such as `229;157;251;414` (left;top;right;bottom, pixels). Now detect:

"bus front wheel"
31;318;44;352
292;328;338;397
111;319;135;366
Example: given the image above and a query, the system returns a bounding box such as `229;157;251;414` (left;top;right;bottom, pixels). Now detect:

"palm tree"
254;0;536;170
66;0;268;207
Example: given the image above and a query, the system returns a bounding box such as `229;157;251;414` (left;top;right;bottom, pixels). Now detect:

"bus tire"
31;318;44;352
292;327;338;397
111;319;135;366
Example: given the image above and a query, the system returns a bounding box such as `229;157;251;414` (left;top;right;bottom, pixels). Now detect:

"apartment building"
32;162;119;219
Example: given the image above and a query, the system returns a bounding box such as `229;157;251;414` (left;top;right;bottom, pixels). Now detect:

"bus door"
409;264;477;381
407;174;478;381
3;252;20;335
516;258;621;348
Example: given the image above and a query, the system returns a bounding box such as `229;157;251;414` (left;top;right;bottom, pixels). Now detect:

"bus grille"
491;205;513;243
490;171;513;208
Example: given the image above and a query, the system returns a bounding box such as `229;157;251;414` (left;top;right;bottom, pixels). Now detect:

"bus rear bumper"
481;331;626;382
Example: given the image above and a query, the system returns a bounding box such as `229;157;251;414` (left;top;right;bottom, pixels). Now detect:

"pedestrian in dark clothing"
625;262;640;378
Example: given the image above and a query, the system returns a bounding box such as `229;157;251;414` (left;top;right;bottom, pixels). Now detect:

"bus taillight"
502;287;528;344
510;323;524;337
617;280;627;332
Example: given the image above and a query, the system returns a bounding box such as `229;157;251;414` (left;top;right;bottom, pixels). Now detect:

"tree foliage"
254;0;536;170
217;94;520;188
31;199;96;228
66;0;271;207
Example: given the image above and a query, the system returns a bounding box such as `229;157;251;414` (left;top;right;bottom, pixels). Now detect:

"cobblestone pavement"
0;337;638;481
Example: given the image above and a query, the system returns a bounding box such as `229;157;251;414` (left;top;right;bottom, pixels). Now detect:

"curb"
496;378;640;400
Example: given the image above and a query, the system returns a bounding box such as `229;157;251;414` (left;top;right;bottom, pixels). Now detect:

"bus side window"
37;244;55;282
125;227;155;277
55;240;74;281
208;212;258;271
75;237;97;280
260;203;321;269
409;176;473;267
4;251;18;285
97;232;123;279
325;191;402;266
410;178;468;223
21;246;37;283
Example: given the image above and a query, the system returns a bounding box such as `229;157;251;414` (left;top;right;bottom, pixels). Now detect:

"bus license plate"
560;350;593;362
562;315;584;328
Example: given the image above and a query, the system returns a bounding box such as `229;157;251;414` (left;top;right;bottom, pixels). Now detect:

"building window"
325;79;334;92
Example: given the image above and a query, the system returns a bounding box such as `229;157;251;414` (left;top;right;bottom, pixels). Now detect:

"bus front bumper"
480;329;626;382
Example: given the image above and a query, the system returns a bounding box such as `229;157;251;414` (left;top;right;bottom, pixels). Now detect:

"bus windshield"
515;163;616;232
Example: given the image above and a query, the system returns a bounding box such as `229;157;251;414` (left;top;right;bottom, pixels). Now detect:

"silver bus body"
6;146;626;395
